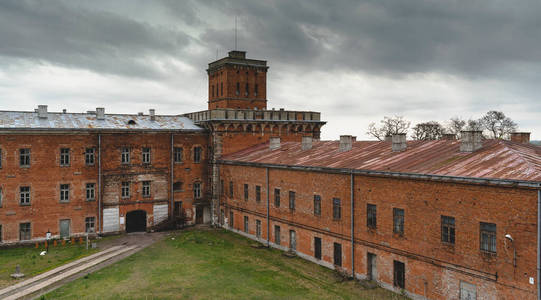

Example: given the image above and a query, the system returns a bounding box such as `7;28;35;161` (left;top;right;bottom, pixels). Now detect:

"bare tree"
466;119;484;131
367;116;410;141
412;121;444;140
480;111;517;139
446;117;466;137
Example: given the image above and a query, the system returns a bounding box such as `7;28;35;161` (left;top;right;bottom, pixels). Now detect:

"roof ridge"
501;140;541;173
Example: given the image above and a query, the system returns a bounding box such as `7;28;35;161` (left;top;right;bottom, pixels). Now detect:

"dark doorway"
334;243;342;267
126;210;147;233
174;201;183;218
367;252;376;281
314;237;321;260
196;206;203;224
393;260;405;289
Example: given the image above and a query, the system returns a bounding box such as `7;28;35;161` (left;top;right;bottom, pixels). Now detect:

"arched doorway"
126;210;147;232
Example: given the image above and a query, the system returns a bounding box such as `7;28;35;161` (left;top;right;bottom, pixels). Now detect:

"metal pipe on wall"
98;134;102;234
170;134;174;218
266;167;270;247
537;188;540;300
350;172;355;278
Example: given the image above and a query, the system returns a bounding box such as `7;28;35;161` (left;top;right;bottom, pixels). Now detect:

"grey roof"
0;111;204;131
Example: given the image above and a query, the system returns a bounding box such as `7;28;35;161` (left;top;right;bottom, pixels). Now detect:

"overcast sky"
0;0;539;140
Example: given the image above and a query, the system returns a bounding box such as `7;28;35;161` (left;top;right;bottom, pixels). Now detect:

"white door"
103;207;120;232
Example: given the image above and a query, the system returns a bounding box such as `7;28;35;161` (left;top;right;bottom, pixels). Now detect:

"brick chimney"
301;136;313;150
510;132;530;144
339;135;353;152
270;137;280;150
37;105;48;119
392;134;407;152
149;109;156;121
96;107;105;120
442;133;456;140
460;131;483;152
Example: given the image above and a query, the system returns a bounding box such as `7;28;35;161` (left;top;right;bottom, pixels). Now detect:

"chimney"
37;105;48;119
62;109;67;114
510;132;530;144
384;135;392;142
96;107;105;120
269;137;280;150
339;135;353;152
460;131;483;152
149;109;156;121
442;133;456;140
392;134;407;152
301;136;313;150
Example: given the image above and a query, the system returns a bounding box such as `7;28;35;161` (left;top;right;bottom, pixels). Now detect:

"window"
0;188;2;207
142;181;151;198
20;186;30;205
314;237;322;259
20;148;30;167
193;182;201;199
19;223;31;240
393;208;404;235
193;147;202;163
174;147;183;163
86;183;95;201
253;185;261;202
0;224;2;242
121;147;130;164
289;191;295;210
367;204;377;229
393;260;405;289
0;148;2;168
313;195;321;216
274;188;280;207
221;82;223;96
236;82;240;95
142;147;151;164
244;216;248;233
480;222;496;253
244;184;249;201
256;220;261;237
275;225;280;245
60;148;70;166
211;85;214;97
334;243;342;266
245;83;249;96
85;217;95;233
333;198;341;220
121;182;130;198
255;84;258;97
229;181;233;198
441;216;455;244
229;211;234;227
60;184;70;202
173;182;183;192
85;148;95;165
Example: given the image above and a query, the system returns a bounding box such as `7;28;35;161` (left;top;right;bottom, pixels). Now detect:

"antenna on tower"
235;16;238;50
216;49;218;60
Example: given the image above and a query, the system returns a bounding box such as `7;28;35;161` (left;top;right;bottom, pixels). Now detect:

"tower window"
221;82;223;96
255;84;258;97
245;83;249;96
236;82;240;95
212;85;214;97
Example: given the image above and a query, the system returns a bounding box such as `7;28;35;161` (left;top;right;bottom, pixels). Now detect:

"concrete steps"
0;245;138;300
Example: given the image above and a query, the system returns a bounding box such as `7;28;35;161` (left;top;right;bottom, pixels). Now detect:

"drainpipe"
266;167;270;247
170;134;174;218
350;171;355;278
98;134;102;234
537;188;540;300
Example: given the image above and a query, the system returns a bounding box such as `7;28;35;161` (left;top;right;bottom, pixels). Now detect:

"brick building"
0;50;540;299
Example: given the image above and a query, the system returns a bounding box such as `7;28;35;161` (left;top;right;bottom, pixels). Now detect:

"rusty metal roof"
0;111;203;131
221;139;541;183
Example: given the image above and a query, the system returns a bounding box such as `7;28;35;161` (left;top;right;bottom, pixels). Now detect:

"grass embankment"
46;229;407;300
0;241;99;288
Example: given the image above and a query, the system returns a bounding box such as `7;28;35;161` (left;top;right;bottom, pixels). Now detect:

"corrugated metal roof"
222;139;541;183
0;111;203;131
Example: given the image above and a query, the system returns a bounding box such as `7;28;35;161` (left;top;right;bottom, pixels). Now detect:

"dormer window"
127;120;136;125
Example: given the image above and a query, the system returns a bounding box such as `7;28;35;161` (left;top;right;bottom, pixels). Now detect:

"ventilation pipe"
301;136;313;150
460;131;483;152
37;105;48;119
269;137;280;150
392;134;407;152
339;135;353;152
511;132;531;144
96;107;105;120
149;109;156;121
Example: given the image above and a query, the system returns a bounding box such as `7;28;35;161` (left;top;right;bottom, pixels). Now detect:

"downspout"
350;171;355;278
266;167;270;247
98;134;102;234
170;134;174;218
537;188;540;300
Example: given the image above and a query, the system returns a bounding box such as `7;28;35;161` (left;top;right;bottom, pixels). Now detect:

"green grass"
45;229;407;300
0;241;99;288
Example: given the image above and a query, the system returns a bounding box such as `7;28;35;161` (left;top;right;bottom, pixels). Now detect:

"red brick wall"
219;164;538;299
208;65;267;110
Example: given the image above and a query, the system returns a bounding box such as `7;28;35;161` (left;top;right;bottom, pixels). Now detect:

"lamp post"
46;229;51;252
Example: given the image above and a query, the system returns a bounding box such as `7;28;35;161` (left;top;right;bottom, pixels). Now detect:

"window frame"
60;148;70;166
86;183;95;201
60;184;70;202
19;148;31;167
441;215;456;245
229;181;233;198
393;208;405;236
193;146;202;163
244;184;249;201
243;216;248;233
142;181;151;198
142;147;151;164
255;185;261;202
121;181;130;199
193;182;202;199
173;181;183;192
313;195;321;216
85;148;95;166
367;204;377;229
480;222;497;254
289;191;295;210
19;186;31;205
85;217;96;233
19;222;31;241
121;147;130;164
173;147;183;163
274;188;280;207
332;198;341;220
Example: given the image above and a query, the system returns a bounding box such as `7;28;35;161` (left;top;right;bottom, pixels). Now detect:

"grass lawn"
0;240;100;288
46;229;408;300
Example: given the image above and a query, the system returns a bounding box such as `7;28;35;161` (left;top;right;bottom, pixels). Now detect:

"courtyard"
41;229;407;299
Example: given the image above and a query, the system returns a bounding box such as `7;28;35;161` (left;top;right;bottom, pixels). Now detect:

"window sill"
19;203;31;206
60;165;71;167
392;232;405;238
59;201;70;204
19;166;30;169
86;199;96;202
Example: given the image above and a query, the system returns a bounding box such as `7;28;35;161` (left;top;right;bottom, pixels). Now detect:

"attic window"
127;120;137;125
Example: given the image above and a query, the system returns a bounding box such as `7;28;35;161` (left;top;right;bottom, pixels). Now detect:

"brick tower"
207;50;268;110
